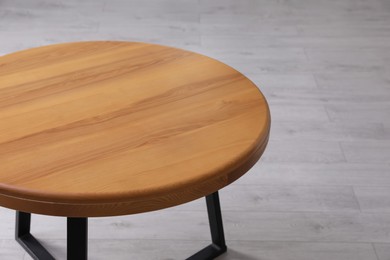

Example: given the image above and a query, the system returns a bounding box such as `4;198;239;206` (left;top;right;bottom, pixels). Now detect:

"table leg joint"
186;191;227;260
15;211;55;260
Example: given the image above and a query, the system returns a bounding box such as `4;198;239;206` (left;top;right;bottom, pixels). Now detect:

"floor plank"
354;187;390;213
341;141;390;163
239;163;390;187
373;243;390;260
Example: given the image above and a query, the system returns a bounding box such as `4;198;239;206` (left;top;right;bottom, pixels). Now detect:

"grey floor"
1;0;390;259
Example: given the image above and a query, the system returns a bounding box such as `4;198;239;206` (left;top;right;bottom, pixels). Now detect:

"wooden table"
0;41;270;260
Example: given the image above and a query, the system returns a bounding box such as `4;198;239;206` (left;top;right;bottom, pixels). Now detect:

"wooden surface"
0;41;270;217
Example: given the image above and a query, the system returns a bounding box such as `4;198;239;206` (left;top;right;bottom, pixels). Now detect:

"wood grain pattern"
0;41;270;217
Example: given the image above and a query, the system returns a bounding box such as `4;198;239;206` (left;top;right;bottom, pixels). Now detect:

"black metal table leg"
67;217;88;260
15;191;225;260
186;191;227;260
15;211;55;260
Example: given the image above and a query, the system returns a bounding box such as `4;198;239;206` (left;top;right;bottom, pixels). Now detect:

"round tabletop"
0;41;270;217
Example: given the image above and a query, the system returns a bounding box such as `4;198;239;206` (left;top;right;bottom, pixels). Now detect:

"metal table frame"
15;191;226;260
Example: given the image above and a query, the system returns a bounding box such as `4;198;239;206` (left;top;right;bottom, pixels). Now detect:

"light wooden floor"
1;0;390;259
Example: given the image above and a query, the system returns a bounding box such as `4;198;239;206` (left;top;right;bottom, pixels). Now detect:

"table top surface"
0;41;270;217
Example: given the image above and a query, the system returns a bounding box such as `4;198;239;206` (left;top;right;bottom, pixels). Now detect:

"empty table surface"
0;41;270;217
